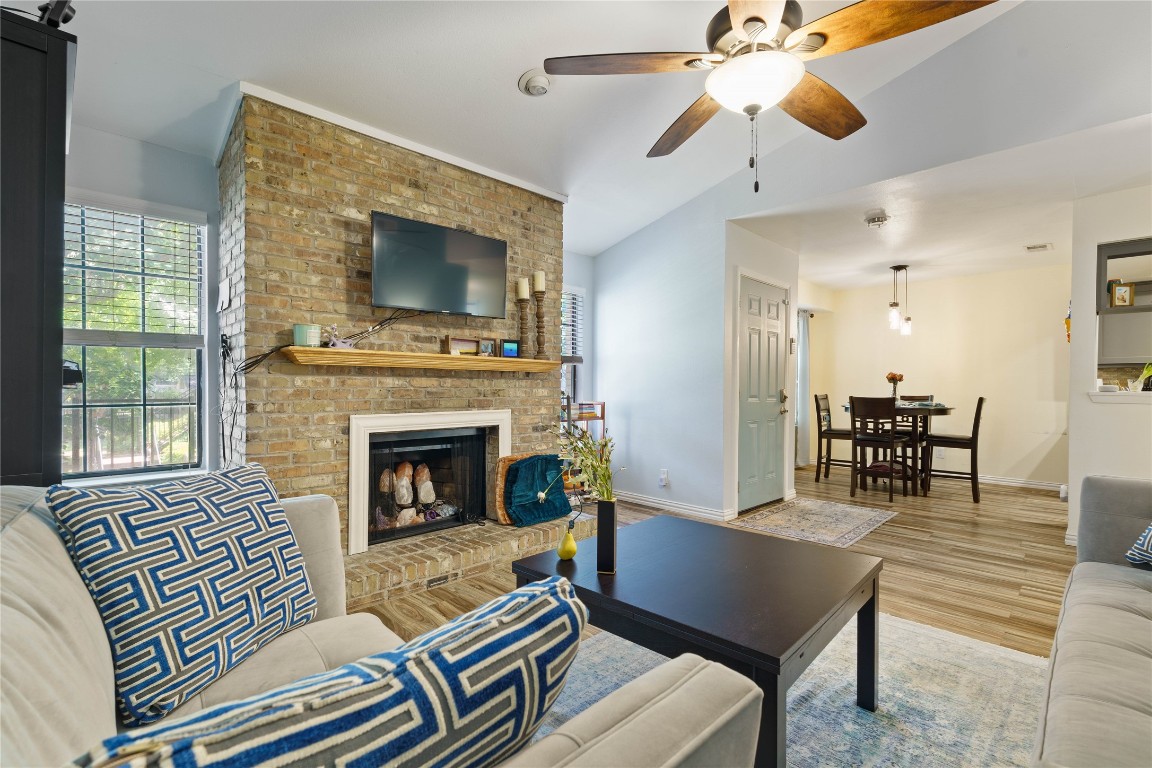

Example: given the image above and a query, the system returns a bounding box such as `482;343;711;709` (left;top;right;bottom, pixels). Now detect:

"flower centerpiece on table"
885;371;904;397
550;423;623;502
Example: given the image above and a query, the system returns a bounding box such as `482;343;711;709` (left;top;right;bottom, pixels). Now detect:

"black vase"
596;499;616;574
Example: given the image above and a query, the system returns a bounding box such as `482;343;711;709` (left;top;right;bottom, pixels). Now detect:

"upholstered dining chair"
813;394;851;482
849;396;911;502
924;397;986;502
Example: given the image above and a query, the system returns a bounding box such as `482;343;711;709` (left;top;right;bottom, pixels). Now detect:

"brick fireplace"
347;410;512;554
217;95;563;552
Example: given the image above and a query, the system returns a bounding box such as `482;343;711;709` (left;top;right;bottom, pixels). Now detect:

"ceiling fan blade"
544;53;720;76
786;0;997;61
648;93;722;157
728;0;787;39
778;72;866;140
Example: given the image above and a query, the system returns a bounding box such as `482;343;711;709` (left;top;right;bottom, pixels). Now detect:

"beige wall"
808;263;1072;486
806;311;838;460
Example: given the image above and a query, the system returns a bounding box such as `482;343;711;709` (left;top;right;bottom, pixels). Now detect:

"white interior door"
738;276;787;511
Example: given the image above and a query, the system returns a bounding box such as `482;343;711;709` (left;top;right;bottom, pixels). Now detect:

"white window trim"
66;187;208;226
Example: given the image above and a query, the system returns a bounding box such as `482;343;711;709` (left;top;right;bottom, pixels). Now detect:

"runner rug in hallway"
731;497;897;547
537;614;1048;767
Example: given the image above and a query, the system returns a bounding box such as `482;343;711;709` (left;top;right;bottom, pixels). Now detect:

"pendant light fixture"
888;265;906;330
900;264;913;336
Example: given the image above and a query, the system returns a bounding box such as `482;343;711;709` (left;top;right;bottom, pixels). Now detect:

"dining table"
843;401;955;496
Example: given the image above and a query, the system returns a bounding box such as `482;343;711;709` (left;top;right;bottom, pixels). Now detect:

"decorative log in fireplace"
367;427;485;544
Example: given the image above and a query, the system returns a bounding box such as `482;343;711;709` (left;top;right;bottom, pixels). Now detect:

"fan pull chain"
748;113;760;193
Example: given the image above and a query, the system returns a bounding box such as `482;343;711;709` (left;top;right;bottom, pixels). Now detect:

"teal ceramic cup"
293;324;321;347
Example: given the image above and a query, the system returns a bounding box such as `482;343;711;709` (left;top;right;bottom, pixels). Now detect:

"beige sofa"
0;486;762;767
1032;475;1152;767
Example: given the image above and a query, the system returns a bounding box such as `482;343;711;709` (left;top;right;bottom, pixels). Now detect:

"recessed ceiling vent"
1024;243;1054;253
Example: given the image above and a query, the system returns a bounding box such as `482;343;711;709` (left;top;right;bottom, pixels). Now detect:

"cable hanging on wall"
218;309;426;466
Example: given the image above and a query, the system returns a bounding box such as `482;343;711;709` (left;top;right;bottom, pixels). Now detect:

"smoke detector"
518;69;551;97
865;212;890;228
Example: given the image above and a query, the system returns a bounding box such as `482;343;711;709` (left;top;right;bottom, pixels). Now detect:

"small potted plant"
552;423;623;573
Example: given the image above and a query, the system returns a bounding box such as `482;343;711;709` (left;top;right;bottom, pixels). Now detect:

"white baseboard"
614;491;730;521
977;475;1062;493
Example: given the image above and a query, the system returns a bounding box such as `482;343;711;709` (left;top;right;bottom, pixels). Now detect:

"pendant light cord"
749;113;760;193
904;267;909;315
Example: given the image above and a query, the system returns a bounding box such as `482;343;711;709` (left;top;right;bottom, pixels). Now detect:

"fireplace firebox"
367;427;485;544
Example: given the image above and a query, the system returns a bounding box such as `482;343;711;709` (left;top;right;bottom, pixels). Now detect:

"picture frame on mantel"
444;336;480;356
501;339;520;358
1111;283;1134;307
478;338;497;357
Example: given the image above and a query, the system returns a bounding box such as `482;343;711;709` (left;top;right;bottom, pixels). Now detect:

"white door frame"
723;266;796;518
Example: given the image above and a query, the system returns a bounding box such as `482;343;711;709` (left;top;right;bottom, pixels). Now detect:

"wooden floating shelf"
281;346;560;373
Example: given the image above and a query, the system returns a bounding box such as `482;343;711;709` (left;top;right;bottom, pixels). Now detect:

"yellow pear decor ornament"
557;520;578;560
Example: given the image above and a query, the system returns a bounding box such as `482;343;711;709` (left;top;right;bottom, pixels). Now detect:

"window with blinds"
61;203;205;476
560;289;585;401
561;289;584;359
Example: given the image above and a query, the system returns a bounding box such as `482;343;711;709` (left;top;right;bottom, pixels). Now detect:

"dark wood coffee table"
512;515;883;767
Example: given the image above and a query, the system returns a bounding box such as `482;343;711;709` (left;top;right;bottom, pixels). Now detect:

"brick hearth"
344;512;595;610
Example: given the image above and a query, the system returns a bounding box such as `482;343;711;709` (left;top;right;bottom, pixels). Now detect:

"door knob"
780;406;789;414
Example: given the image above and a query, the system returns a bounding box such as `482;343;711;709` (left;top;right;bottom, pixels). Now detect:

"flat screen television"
371;211;507;318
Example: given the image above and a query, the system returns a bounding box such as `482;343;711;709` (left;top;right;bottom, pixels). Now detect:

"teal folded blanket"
505;454;569;527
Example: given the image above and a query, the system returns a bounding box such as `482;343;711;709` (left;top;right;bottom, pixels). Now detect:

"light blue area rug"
537;614;1048;767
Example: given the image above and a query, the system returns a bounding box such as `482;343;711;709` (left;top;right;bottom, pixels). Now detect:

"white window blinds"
64;204;203;345
61;203;205;477
561;289;584;360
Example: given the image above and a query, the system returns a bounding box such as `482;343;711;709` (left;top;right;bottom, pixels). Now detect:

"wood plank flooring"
357;467;1076;657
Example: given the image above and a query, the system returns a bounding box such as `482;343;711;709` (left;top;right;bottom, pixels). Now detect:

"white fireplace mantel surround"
347;409;512;554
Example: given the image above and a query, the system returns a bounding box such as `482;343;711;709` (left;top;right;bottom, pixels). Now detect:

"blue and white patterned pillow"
47;463;317;726
75;576;586;768
1125;523;1152;566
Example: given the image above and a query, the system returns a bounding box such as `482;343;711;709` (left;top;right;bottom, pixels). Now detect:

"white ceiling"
14;0;1018;258
737;115;1152;290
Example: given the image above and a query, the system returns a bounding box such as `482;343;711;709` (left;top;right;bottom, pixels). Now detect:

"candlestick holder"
534;290;547;359
517;298;531;354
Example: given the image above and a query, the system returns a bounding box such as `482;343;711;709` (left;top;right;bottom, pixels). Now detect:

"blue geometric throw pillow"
47;463;316;726
1125;523;1152;566
74;576;587;768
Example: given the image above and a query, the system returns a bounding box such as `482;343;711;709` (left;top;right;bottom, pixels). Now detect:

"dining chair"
849;396;911;502
813;394;851;482
898;394;934;492
924;397;986;502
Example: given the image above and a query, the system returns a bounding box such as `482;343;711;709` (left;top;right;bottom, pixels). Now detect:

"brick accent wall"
218;112;247;465
218;96;564;547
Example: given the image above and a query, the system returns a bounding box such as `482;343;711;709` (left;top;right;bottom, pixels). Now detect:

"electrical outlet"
933;447;945;461
658;469;669;487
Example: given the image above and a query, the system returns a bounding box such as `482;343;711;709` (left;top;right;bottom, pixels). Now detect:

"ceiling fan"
544;0;997;158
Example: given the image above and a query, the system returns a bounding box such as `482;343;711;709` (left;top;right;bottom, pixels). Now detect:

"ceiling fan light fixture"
705;50;804;116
